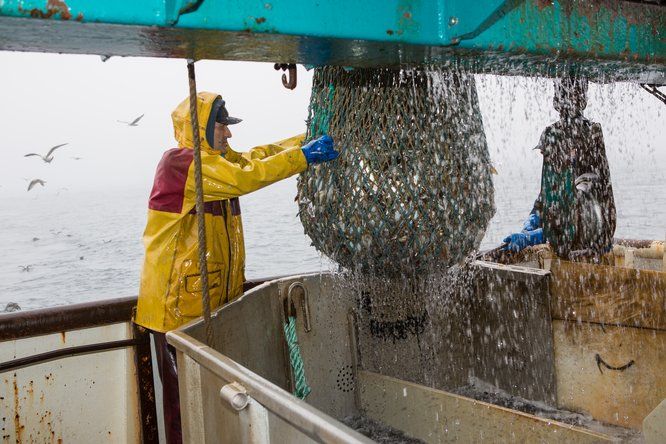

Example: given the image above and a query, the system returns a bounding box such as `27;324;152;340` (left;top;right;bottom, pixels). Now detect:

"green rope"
283;316;311;399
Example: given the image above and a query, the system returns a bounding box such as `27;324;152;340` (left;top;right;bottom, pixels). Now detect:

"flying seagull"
18;265;32;272
118;114;144;126
27;179;46;191
24;143;68;163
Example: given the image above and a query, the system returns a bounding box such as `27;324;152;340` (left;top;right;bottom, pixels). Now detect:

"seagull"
100;55;112;62
24;143;68;163
117;114;144;126
3;302;21;312
18;265;33;272
27;179;46;191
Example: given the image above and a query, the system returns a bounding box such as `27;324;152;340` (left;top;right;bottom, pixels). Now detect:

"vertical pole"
133;324;159;443
186;59;215;348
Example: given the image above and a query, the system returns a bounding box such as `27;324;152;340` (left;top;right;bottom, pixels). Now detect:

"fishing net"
297;66;495;277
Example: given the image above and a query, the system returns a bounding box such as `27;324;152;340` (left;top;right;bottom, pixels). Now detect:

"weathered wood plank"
549;260;666;330
553;320;666;429
358;370;614;443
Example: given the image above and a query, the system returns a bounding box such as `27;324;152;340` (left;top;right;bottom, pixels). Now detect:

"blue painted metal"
0;0;664;82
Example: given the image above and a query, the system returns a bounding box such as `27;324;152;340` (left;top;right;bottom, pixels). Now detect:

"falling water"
309;62;664;441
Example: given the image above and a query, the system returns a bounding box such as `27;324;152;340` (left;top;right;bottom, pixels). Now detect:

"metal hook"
274;63;297;90
283;281;311;332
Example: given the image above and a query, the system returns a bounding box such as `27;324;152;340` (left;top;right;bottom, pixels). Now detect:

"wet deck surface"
452;378;642;442
343;415;425;444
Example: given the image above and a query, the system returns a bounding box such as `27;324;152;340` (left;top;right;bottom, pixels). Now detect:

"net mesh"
298;66;495;277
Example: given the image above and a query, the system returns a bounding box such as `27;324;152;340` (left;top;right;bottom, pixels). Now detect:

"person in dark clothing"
503;77;616;260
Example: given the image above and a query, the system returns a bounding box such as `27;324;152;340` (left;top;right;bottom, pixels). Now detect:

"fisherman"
135;92;338;443
503;77;616;261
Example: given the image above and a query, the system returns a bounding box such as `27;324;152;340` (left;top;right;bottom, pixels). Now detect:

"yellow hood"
172;91;221;154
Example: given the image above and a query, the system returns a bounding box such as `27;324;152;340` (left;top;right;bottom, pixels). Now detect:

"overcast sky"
0;50;663;199
0;51;315;194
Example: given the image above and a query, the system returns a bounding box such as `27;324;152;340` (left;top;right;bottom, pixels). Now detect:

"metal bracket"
450;0;525;45
165;0;205;25
640;84;666;106
219;382;250;411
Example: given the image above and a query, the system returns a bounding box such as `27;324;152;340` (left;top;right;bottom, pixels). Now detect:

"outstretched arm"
186;134;338;202
187;135;308;201
242;134;306;160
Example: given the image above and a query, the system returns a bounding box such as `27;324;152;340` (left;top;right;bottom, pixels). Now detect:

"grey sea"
1;165;664;312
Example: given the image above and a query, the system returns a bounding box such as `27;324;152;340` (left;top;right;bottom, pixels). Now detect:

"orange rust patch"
22;0;72;20
13;374;22;443
46;0;72;19
60;332;66;343
536;0;554;10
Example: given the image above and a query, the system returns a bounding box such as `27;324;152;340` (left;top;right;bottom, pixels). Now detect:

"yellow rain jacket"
135;92;307;332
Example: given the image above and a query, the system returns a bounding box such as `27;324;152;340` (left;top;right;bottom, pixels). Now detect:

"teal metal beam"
0;0;664;83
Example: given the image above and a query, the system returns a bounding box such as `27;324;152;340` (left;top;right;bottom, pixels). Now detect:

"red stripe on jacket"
148;148;193;213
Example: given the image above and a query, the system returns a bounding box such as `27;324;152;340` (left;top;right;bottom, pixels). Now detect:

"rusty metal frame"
0;278;270;341
0;296;136;341
0;278;270;442
0;296;157;441
0;1;664;84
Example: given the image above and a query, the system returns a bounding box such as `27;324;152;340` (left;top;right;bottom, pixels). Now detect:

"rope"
283;316;311;399
186;59;215;348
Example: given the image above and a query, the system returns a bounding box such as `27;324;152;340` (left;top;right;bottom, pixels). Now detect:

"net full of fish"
298;66;495;277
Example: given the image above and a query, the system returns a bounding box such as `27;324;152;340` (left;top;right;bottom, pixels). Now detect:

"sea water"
0;165;663;312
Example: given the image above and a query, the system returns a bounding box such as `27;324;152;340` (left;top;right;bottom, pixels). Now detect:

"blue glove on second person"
522;213;540;232
301;135;339;165
502;228;544;253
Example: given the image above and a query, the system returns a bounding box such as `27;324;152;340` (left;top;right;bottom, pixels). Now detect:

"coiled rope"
186;59;215;348
283;316;311;399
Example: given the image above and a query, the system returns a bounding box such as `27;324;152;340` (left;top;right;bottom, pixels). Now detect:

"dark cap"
206;97;242;147
215;100;242;125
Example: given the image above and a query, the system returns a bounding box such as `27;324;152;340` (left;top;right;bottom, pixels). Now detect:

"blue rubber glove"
522;213;541;232
502;228;544;253
301;135;339;165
